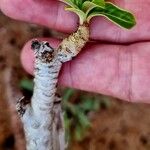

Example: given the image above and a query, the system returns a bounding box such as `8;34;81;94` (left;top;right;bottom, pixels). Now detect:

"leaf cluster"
63;88;111;141
60;0;136;29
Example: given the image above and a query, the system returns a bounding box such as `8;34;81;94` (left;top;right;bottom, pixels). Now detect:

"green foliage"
63;88;111;141
20;78;33;92
60;0;136;29
87;2;136;29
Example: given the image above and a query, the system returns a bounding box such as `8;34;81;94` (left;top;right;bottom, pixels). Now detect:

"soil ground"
0;12;150;150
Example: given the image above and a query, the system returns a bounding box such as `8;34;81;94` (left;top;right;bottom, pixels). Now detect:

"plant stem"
17;23;89;150
57;23;89;62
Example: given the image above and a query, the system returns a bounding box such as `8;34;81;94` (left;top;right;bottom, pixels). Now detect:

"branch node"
16;96;30;117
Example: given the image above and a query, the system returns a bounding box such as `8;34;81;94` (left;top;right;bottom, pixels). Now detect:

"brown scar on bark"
41;50;54;63
16;96;30;117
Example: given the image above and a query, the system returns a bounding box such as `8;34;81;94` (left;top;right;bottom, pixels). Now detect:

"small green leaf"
74;125;84;141
60;0;87;9
92;0;105;6
65;7;86;24
59;0;78;9
87;2;136;29
20;79;33;91
64;112;72;141
73;0;85;9
80;97;100;111
80;98;95;111
63;88;75;102
77;111;91;128
82;1;105;16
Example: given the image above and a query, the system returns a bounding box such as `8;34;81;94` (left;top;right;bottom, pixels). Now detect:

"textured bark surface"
17;24;89;150
57;24;89;62
17;41;65;150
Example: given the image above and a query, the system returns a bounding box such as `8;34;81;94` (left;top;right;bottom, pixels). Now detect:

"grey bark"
17;24;89;150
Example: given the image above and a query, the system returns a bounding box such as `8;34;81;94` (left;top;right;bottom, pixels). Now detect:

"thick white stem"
23;61;62;150
17;24;89;150
19;41;66;150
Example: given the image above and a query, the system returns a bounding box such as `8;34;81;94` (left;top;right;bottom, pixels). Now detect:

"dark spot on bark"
50;71;57;74
31;40;41;50
16;96;30;117
48;65;53;68
81;36;87;42
35;67;40;71
66;37;70;42
33;139;38;147
45;102;53;107
56;115;63;130
43;92;54;98
54;100;61;105
39;107;48;111
41;50;54;63
78;29;82;37
73;34;79;40
58;45;63;53
45;42;50;47
43;92;50;97
44;139;49;147
66;47;72;53
55;93;61;98
52;76;58;80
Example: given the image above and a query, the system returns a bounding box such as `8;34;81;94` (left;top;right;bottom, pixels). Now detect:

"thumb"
21;38;150;103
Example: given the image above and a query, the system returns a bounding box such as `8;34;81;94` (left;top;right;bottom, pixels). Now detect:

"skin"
1;0;150;103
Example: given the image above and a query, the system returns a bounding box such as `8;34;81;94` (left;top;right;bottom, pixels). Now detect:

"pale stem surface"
17;24;89;150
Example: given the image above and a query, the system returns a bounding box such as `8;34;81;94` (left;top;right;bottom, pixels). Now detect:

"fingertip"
21;40;34;75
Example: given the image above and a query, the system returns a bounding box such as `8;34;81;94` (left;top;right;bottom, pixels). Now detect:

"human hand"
1;0;150;103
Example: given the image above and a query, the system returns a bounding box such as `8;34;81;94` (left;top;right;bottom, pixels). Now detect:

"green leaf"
20;79;33;91
92;0;105;6
77;111;91;128
74;125;84;141
59;0;78;9
60;0;87;9
63;88;75;102
92;98;100;111
87;2;136;29
80;98;95;111
65;7;86;24
64;112;72;141
73;0;85;9
64;112;72;129
82;1;105;16
80;97;100;111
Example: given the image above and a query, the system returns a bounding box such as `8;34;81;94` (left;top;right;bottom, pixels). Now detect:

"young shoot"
60;0;136;28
